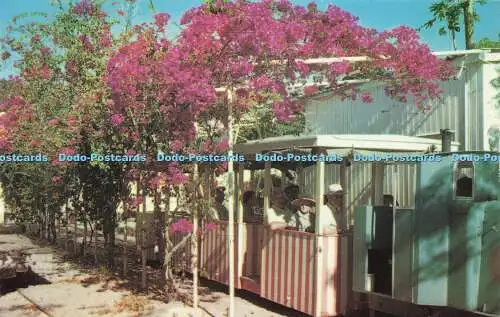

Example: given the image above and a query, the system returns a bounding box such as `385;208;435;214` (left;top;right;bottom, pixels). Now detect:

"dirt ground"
0;231;304;317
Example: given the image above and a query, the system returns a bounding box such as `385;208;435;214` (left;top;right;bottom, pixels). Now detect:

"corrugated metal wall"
465;64;484;150
299;162;417;223
482;59;500;151
304;79;468;146
303;59;489;151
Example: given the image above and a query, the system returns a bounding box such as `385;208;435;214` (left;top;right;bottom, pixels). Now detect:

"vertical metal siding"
302;162;417;224
481;62;500;151
303;77;467;140
302;56;497;152
466;65;483;150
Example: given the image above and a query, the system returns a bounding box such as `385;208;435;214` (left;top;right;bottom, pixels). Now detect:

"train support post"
313;147;326;317
237;164;245;289
226;88;236;317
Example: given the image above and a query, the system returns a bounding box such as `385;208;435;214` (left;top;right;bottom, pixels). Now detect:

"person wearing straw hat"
287;195;317;233
209;186;228;221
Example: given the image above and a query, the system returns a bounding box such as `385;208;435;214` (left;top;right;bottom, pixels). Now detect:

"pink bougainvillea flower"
39;47;51;55
59;147;76;156
216;137;229;152
331;61;350;74
99;30;113;48
154;13;170;29
205;223;217;231
170;218;194;234
29;139;41;147
78;35;94;51
31;34;41;43
303;85;318;96
361;92;373;103
72;0;94;16
110;113;124;126
170;140;184;152
52;175;61;184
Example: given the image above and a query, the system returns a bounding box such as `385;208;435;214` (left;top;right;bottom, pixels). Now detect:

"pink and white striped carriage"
168;134;457;317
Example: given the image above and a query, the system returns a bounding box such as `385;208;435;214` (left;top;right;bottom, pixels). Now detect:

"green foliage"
0;1;130;250
474;34;500;48
237;104;305;142
420;0;487;49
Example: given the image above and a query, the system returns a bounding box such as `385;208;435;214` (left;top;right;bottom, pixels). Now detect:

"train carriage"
157;130;500;317
354;150;500;316
166;132;476;317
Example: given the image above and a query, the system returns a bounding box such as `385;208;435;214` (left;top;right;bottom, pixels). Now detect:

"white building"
304;49;500;151
299;49;500;210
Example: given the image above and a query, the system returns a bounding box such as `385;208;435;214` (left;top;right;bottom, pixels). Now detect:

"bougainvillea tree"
0;0;457;298
109;0;456;224
103;1;458;291
0;0;139;260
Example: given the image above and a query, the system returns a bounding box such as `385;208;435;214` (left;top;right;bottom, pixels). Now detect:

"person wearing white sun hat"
324;183;345;233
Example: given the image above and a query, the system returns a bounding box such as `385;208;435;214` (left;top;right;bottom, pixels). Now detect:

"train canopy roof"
234;134;460;155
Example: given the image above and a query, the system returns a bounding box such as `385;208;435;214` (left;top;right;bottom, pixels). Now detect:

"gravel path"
0;232;300;317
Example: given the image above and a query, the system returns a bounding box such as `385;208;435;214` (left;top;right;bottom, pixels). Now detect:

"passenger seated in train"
383;194;399;207
286;194;338;234
266;187;294;226
287;196;315;232
324;184;345;232
284;184;300;200
284;184;300;211
209;186;229;221
242;190;263;223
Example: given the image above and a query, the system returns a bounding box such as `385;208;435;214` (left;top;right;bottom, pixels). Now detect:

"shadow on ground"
0;269;51;295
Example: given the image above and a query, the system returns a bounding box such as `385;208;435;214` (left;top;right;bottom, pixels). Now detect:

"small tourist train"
144;131;500;317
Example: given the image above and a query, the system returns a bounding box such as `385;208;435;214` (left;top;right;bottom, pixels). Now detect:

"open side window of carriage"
454;161;474;199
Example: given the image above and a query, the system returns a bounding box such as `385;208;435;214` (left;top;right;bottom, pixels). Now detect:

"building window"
455;162;473;198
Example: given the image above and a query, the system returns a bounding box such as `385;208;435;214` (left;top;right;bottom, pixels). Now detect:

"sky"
1;0;499;78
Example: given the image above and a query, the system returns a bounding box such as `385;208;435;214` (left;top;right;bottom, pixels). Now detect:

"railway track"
14;289;54;317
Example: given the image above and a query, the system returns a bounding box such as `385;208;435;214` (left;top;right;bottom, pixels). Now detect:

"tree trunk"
83;218;87;256
451;31;457;50
463;0;475;49
103;213;115;268
123;216;128;275
192;163;199;310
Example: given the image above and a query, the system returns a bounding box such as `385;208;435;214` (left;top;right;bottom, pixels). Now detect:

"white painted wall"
482;54;500;151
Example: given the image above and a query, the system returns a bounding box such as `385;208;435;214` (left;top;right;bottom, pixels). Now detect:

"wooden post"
192;163;199;310
135;181;140;255
73;199;78;255
263;161;271;222
123;199;128;275
250;170;255;190
340;163;348;230
65;199;69;248
226;88;236;317
314;155;326;317
371;163;385;205
237;164;245;285
339;160;351;314
297;165;304;190
393;165;399;208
